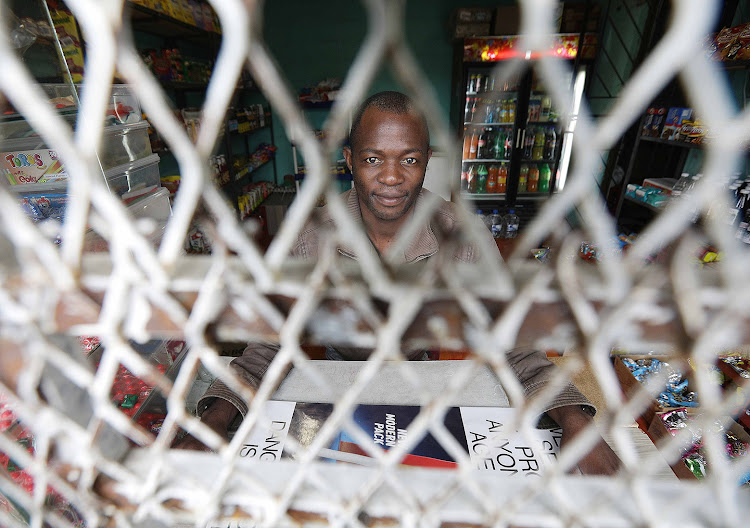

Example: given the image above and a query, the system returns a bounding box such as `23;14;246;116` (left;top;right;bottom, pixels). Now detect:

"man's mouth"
374;194;407;207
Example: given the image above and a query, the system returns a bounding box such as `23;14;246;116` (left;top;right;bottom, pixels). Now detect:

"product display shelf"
460;192;506;200
624;194;664;213
126;2;218;43
462;158;511;163
639;135;705;150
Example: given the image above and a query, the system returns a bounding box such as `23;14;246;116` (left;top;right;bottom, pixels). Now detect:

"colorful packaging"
649;107;667;137
641;107;655;136
661;107;693;140
49;9;85;82
2;150;67;185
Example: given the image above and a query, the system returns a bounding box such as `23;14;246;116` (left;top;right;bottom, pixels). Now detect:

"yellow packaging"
179;0;196;25
49;9;85;82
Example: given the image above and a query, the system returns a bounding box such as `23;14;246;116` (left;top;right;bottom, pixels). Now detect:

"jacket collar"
337;188;439;263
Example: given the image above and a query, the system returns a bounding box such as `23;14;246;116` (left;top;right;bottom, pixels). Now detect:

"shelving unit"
123;1;278;220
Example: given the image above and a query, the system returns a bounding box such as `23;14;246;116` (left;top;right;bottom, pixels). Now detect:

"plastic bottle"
540;96;552;121
469;129;479;159
539;164;551;193
460;165;469;192
497;162;508;193
518;164;529;192
477;128;488;159
503;209;520;238
524;127;535;158
532;128;545;160
462;127;472;159
490;209;504;239
487;164;498;193
504;130;512;159
467;165;477;193
528;165;540;192
544;127;556;159
671;172;691;196
477;209;489;231
508;99;516;123
476;164;488;194
493;129;505;159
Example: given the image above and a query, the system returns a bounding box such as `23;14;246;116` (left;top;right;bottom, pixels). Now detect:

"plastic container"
0;120;153;177
503;209;520;239
99;121;153;169
104;153;161;197
490;209;504;239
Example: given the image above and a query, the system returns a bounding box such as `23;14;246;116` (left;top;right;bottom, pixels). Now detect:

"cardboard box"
455;23;491;38
660;107;693;141
613;356;698;428
493;6;520;35
455;7;494;23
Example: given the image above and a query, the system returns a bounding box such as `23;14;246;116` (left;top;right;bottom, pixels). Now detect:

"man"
176;91;620;475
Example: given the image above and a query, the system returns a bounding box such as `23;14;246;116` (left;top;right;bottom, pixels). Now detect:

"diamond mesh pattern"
0;0;750;526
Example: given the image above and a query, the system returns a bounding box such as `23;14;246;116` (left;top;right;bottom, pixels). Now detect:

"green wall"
261;0;506;183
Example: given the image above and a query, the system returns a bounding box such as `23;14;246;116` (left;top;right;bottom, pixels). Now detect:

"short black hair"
348;91;430;150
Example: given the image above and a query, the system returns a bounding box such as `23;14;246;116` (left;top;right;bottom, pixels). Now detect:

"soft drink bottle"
467;165;478;193
524;128;535;158
469;129;479;159
518;164;529;192
532;128;545;160
484;128;495;158
477;128;488;159
544;127;556;159
490;209;504;239
460;165;469;192
528;166;539;192
476;164;488;194
493;129;505;159
463;129;472;159
504;131;512;159
539;164;551;193
508;99;516;122
503;209;520;238
497;162;508;193
487;164;498;193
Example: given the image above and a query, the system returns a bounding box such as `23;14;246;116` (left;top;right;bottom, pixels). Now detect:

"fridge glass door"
461;68;521;198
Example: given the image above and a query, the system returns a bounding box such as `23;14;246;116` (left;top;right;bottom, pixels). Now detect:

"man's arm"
506;347;621;475
173;342;282;450
547;405;621;475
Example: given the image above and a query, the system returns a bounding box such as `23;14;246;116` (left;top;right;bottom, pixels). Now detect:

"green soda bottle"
477;164;488;194
539;164;551;193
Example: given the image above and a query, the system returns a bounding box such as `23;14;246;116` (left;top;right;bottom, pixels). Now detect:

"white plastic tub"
104;153;161;197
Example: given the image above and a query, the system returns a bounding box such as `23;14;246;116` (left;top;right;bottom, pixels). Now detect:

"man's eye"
403;158;418;165
364;157;379;164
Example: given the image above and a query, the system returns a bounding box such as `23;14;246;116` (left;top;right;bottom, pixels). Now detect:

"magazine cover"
236;401;562;476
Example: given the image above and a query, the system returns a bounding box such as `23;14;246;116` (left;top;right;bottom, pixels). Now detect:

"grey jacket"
198;188;593;427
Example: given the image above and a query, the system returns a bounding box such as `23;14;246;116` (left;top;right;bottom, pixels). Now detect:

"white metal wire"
0;0;749;526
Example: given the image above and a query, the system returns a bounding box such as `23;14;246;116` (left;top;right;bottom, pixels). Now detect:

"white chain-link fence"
1;0;750;526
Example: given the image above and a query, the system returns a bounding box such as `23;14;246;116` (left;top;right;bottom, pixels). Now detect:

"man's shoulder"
422;189;463;233
291;189;353;259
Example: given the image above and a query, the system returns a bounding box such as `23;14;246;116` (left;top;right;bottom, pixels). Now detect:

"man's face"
344;108;432;223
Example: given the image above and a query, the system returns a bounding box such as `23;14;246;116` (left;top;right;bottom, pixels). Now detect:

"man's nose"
377;161;405;186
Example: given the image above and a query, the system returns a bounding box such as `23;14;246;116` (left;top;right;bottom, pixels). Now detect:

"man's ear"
343;146;352;172
427;147;433;163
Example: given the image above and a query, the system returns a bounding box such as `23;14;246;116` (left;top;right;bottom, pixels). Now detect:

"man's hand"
547;405;621;475
172;399;239;451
